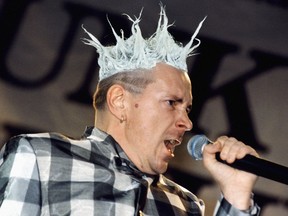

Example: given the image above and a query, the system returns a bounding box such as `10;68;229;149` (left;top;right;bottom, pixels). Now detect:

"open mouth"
164;139;181;157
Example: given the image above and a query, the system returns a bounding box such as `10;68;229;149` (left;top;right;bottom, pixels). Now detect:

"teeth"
170;139;181;145
165;139;180;146
165;140;179;157
164;139;180;146
169;149;175;157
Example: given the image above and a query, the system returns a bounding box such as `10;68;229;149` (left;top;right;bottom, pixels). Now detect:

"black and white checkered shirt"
0;127;259;215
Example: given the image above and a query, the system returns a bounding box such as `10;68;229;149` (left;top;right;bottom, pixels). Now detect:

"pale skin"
95;62;258;211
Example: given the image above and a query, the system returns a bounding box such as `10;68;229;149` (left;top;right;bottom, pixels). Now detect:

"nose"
176;110;193;131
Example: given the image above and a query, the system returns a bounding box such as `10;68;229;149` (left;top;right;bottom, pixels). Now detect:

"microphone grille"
187;134;209;160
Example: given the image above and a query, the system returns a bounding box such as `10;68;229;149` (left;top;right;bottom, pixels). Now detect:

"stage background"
1;0;288;215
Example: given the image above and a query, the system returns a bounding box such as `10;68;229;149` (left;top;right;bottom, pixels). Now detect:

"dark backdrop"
1;0;288;214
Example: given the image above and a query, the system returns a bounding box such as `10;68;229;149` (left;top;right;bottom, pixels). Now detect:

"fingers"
215;136;259;163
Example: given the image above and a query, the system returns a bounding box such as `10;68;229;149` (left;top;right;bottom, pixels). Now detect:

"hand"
202;136;259;210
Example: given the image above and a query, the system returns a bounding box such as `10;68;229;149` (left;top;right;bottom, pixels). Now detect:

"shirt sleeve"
0;136;41;215
214;195;260;216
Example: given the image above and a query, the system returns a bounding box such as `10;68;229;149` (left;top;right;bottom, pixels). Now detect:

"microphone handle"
215;153;288;185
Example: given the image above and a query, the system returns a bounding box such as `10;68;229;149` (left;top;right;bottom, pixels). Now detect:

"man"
0;6;260;215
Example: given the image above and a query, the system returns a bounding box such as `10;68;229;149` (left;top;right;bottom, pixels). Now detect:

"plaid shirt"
0;127;259;216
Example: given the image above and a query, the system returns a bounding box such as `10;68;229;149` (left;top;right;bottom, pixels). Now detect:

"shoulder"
0;133;50;166
0;135;42;214
3;132;66;149
2;132;85;158
0;134;41;180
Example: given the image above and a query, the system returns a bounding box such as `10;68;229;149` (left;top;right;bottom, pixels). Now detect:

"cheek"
129;105;156;133
131;100;171;132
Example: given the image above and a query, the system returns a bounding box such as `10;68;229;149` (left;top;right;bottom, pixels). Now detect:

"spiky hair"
82;6;205;81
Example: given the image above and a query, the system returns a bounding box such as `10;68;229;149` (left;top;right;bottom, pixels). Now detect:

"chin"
154;164;168;175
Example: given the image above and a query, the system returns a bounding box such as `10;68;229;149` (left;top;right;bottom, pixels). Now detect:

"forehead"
150;63;192;99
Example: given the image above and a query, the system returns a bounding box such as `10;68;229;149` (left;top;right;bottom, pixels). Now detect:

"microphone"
187;134;288;185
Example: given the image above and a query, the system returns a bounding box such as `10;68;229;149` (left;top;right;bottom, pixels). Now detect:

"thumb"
203;141;221;159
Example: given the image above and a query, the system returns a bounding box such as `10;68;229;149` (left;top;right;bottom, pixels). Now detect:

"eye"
165;99;191;113
186;105;192;114
167;100;176;107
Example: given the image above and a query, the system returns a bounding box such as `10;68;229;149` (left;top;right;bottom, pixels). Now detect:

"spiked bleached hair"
82;6;205;81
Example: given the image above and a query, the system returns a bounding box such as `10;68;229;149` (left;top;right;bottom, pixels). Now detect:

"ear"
106;84;126;121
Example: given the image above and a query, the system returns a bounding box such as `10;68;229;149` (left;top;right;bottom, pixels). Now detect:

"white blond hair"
82;6;206;81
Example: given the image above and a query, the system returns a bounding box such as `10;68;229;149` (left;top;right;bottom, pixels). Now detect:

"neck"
94;110;123;137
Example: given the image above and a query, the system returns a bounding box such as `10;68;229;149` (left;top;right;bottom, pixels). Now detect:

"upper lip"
167;139;181;146
165;135;183;147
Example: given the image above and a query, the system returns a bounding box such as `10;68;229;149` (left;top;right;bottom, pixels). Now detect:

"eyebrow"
173;97;192;106
174;96;192;110
173;96;191;104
